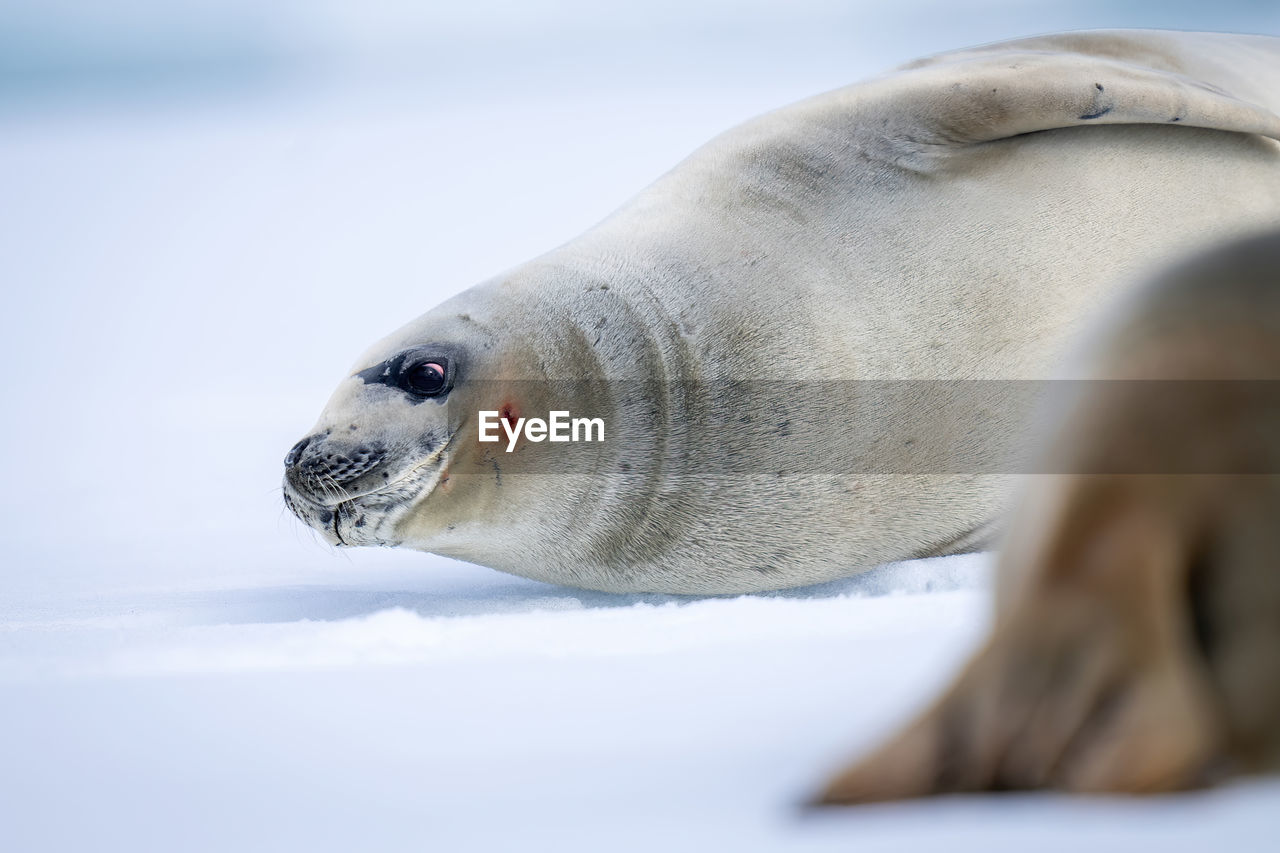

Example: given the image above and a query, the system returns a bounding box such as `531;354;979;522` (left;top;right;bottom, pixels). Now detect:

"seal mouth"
326;431;460;546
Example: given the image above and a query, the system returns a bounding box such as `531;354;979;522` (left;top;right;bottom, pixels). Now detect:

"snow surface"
3;4;1279;851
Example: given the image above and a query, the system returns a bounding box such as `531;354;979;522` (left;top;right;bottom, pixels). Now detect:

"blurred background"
4;4;1280;851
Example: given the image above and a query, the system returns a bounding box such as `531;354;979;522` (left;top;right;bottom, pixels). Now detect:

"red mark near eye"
499;401;520;432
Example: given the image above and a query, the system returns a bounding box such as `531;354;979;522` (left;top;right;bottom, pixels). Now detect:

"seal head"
282;317;475;549
283;269;673;589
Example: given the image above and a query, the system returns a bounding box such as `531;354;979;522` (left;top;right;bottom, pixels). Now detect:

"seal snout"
283;432;389;504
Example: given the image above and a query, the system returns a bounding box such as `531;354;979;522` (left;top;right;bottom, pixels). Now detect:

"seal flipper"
850;30;1280;170
816;482;1222;803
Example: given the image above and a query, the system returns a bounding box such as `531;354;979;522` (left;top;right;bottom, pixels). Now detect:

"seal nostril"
284;436;312;468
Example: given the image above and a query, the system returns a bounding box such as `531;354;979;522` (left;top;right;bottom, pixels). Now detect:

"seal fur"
284;30;1280;594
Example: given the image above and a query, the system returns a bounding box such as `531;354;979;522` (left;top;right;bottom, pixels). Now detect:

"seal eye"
402;360;449;397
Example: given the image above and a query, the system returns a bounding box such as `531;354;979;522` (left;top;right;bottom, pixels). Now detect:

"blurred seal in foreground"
818;229;1280;802
284;30;1280;594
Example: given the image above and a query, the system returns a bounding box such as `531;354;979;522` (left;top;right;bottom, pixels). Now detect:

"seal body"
284;30;1280;594
818;229;1280;802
